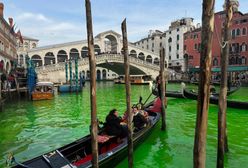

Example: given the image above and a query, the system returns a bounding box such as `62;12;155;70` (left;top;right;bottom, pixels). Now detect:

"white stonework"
17;36;39;67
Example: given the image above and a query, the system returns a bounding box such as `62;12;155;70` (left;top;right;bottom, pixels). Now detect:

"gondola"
211;86;240;96
183;89;248;109
12;100;161;168
165;91;184;98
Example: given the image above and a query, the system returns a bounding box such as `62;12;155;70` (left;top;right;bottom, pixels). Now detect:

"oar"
143;92;154;105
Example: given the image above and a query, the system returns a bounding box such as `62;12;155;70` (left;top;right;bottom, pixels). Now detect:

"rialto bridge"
25;30;170;83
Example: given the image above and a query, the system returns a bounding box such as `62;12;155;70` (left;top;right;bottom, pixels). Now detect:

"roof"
36;82;54;86
23;36;39;41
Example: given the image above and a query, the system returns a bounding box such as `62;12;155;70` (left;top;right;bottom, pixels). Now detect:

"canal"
0;82;247;167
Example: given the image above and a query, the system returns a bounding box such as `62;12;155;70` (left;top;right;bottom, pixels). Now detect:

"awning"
189;66;248;72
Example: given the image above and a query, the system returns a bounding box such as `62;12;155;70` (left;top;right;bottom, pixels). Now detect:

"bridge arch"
57;50;68;63
97;69;101;80
44;52;55;65
31;54;43;67
104;34;117;53
70;48;80;60
102;69;107;79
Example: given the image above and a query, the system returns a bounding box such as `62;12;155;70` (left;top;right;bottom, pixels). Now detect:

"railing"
36;53;162;73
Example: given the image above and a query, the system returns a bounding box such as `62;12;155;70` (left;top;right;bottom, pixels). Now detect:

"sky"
1;0;247;46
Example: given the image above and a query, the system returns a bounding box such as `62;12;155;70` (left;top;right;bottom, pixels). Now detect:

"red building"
184;10;248;83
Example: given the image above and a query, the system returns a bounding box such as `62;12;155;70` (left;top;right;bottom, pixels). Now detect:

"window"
160;42;162;47
241;43;247;52
184;45;187;50
169;31;171;34
236;28;240;36
232;29;235;38
177;34;179;41
152;43;154;48
241;56;246;64
147;45;149;49
169;56;171;60
242;28;247;35
176;54;179;59
151;37;154;40
177;44;179;50
169;46;171;52
213;58;218;66
160;36;163;39
168;37;172;43
194;44;198;50
177;28;179;32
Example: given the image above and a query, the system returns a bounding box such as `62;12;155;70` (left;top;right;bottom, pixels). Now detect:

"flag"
10;23;16;34
17;30;23;44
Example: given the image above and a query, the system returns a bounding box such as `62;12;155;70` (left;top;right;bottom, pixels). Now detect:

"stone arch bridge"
26;30;171;82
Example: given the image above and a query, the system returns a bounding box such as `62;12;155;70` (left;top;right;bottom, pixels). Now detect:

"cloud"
16;12;51;22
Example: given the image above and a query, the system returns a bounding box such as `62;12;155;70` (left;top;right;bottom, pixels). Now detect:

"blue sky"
1;0;247;46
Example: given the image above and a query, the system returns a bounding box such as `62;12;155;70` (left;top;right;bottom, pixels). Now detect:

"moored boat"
31;82;54;101
58;84;83;93
114;75;152;85
12;99;161;168
183;89;248;109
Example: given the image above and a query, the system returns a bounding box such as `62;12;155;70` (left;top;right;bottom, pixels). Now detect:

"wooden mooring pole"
160;48;166;131
193;0;215;167
121;18;133;168
217;0;232;167
85;0;98;167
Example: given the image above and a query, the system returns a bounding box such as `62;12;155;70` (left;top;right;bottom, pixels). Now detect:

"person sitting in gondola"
105;109;128;139
132;106;148;131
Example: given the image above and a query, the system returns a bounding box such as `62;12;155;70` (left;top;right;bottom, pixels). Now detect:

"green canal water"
0;82;247;168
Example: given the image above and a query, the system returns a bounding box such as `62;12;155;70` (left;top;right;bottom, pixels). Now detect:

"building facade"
134;18;195;72
165;17;195;72
184;9;248;83
17;36;39;67
0;3;17;74
134;30;165;55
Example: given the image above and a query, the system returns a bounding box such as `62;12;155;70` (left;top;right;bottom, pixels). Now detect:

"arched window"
232;29;235;37
168;37;172;43
241;43;247;52
94;44;101;55
129;50;137;58
146;55;152;63
138;52;145;60
44;52;55;65
70;48;79;60
213;58;218;66
242;28;247;35
32;43;36;48
236;28;240;36
31;55;42;67
81;46;88;58
153;57;160;65
241;56;246;65
57;50;68;63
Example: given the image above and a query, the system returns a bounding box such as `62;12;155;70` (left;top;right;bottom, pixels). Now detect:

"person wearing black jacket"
105;109;127;138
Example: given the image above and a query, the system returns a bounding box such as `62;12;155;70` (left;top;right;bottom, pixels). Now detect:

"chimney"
0;3;4;18
9;17;13;27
